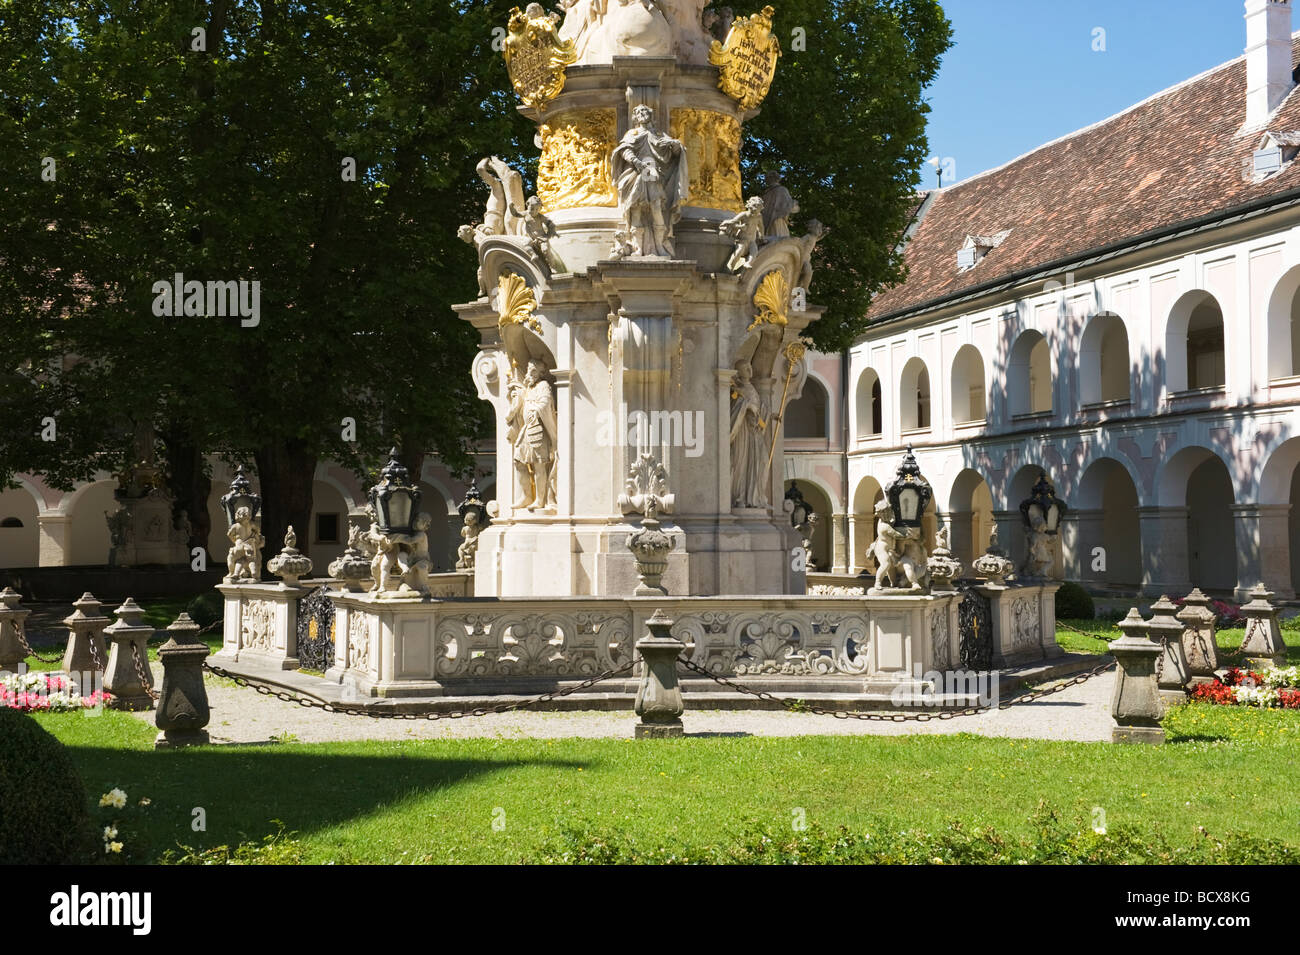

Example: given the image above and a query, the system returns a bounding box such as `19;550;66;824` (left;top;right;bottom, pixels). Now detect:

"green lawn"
21;596;222;672
31;699;1300;864
1055;619;1300;664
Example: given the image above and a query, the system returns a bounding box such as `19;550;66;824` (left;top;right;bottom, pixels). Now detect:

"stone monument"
458;1;820;597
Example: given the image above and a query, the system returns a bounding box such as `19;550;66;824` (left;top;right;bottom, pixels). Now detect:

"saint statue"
506;358;558;509
474;156;527;238
729;359;769;508
1021;510;1054;579
610;104;688;257
760;170;799;239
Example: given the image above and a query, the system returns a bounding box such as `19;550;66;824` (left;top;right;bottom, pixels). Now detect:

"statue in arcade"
225;506;264;582
760;170;799;239
1021;509;1054;579
720;196;765;272
507;358;559;510
729;359;769;508
610;104;688;258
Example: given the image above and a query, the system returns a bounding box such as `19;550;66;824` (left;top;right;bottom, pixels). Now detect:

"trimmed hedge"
1055;581;1095;620
185;591;222;628
0;709;96;864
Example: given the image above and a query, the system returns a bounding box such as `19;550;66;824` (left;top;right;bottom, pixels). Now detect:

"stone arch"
899;356;931;433
854;367;882;439
785;373;829;439
784;478;833;572
1008;329;1051;416
1266;263;1300;381
0;485;40;568
65;479;118;566
1165;289;1225;393
950;344;986;425
1158;446;1238;593
1079;312;1131;404
946;468;993;568
850;475;884;572
1076;457;1142;591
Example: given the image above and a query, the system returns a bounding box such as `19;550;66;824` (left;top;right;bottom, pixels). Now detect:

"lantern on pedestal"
370;448;421;536
884;446;932;529
220;465;261;528
1020;470;1065;535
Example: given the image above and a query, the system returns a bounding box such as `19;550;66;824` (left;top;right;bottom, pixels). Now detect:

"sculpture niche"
610;104;688;258
729;359;769;508
507;358;559;511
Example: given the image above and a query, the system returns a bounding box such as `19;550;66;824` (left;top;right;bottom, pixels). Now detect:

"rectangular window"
315;513;340;544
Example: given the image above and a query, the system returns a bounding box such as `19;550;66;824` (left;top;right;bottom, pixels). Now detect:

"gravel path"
133;664;1117;744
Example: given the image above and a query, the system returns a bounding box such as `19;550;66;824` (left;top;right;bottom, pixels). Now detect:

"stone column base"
635;722;683;738
155;729;211;749
1112;725;1165;745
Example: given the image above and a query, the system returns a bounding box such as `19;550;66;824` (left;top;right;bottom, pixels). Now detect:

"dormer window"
956;230;1011;272
1248;130;1300;181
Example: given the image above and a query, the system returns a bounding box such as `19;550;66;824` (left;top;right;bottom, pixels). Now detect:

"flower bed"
0;672;111;712
1190;666;1300;709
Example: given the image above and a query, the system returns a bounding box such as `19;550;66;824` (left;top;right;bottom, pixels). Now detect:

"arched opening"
1266;264;1300;380
950;345;986;424
1009;330;1051;416
851;476;884;573
785;479;833;572
784;377;829;440
1166;290;1225;393
0;487;40;568
417;482;457;573
66;481;118;566
947;468;994;569
1080;313;1131;404
1253;435;1300;597
899;357;931;433
854;368;882;439
1185;455;1237;593
1077;458;1141;590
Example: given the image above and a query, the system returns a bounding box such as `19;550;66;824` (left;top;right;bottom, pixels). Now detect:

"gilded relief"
537;108;618;211
669;108;743;212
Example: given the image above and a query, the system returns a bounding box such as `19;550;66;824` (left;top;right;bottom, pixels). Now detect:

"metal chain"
202;658;637;720
129;641;161;701
87;632;106;671
677;656;1116;722
14;621;63;664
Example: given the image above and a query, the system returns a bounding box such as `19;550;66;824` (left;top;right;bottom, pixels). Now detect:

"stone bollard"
1108;608;1165;744
1147;595;1188;704
0;587;32;673
103;598;156;711
1238;582;1287;670
1175;587;1219;687
154;613;212;749
634;609;685;738
62;592;110;675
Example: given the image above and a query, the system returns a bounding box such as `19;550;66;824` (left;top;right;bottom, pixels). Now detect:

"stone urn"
926;527;963;593
626;498;676;596
328;541;372;593
972;527;1014;589
268;526;313;588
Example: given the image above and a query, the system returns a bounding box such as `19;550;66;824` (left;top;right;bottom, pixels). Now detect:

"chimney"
1245;0;1294;127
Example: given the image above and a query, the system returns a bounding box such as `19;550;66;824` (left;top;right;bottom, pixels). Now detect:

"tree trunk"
255;440;317;566
161;426;212;557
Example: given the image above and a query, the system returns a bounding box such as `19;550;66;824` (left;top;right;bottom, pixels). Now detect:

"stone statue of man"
507;359;558;510
610;104;688;257
760;170;799;239
729;359;768;508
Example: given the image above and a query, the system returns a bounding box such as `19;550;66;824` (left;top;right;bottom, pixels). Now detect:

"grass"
1055;618;1300;664
30;697;1300;864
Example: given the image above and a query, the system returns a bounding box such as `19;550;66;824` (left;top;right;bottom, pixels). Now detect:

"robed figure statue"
729;359;769;508
610;104;688;257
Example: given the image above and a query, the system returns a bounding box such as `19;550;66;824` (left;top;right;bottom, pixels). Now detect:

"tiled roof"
866;37;1300;323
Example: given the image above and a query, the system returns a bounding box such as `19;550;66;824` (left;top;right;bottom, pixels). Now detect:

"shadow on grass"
1166;733;1232;744
63;743;586;859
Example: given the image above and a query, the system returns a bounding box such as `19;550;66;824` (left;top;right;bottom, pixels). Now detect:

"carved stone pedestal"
154;613;212;749
103;598;155;711
634;610;685;738
1109;609;1165;745
0;587;31;673
982;582;1063;669
212;582;305;670
62;592;109;675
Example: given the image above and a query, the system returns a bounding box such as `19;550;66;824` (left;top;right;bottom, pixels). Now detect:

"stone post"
1108;608;1165;744
1238;582;1288;669
103;598;156;711
831;511;849;574
1175;587;1219;686
1147;594;1188;704
62;592;110;674
0;587;31;673
154;613;212;749
634;609;685;738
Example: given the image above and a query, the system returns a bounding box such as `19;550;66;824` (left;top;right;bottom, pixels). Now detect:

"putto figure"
868;498;929;593
224;506;264;582
610;104;688;257
507;358;559;509
720;196;765;271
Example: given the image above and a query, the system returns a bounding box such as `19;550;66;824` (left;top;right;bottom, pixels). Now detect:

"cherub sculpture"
224;506;264;582
720;196;765;272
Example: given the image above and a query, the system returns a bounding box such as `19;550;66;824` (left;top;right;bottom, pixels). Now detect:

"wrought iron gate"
957;584;993;671
296;586;336;672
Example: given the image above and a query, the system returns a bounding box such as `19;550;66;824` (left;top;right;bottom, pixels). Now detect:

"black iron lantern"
884;445;932;529
1020;470;1066;535
219;465;261;527
457;479;491;529
370;448;421;536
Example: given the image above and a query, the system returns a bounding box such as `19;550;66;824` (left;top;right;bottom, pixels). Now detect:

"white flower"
107;841;123;854
103;826;118;840
1093;826;1107;836
99;788;127;809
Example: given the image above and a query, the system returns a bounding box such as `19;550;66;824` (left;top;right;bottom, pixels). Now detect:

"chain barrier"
202;659;637;720
14;622;63;664
129;641;161;702
677;656;1117;722
87;632;105;672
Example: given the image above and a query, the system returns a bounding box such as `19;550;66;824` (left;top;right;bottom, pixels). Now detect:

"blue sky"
924;0;1252;185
